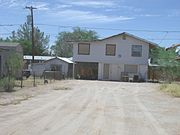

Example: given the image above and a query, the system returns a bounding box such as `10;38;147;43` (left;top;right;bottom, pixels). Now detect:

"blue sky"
0;0;180;47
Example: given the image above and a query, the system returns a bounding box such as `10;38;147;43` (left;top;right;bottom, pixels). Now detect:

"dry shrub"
160;83;180;97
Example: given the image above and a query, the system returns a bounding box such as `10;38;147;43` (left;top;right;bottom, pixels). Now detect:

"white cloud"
56;4;72;9
0;0;49;11
138;14;161;17
50;9;134;23
0;0;26;8
28;2;49;11
70;0;116;8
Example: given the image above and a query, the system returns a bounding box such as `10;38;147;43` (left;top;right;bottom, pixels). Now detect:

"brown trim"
105;44;116;56
78;43;90;55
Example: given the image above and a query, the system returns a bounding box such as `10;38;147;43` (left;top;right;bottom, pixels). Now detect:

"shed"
32;57;73;78
0;42;23;78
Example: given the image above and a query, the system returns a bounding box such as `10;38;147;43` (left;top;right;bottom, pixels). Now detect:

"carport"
74;62;98;80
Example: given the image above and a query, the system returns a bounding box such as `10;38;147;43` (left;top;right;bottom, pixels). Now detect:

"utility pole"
25;6;37;63
25;6;37;87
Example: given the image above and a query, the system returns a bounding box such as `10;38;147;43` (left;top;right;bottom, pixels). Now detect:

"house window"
124;65;138;73
106;44;116;56
78;43;90;55
132;45;142;57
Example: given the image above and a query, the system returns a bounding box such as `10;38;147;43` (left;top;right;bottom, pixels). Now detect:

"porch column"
72;62;75;79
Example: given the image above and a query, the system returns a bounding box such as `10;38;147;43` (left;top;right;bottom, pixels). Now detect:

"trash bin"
133;75;139;82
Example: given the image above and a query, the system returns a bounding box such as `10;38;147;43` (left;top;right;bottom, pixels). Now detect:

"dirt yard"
0;80;180;135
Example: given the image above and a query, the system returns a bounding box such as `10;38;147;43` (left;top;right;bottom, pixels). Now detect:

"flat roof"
0;42;20;47
24;55;73;63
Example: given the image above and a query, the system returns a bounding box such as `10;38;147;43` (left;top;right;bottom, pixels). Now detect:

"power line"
0;24;21;26
3;32;179;41
37;24;180;33
0;23;180;43
1;23;180;33
159;32;169;44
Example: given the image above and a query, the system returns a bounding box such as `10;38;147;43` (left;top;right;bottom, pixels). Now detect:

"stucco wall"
73;34;149;65
73;34;150;80
32;58;69;77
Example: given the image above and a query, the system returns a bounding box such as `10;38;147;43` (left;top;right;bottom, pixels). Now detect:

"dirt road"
0;80;180;135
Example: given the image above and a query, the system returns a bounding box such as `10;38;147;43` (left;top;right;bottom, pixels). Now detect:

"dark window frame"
106;44;116;56
78;43;90;55
131;45;142;57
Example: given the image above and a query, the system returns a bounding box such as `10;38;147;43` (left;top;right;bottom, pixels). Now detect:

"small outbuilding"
0;42;23;78
27;56;73;78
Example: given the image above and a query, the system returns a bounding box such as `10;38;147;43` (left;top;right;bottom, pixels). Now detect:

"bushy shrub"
160;83;180;97
0;77;15;92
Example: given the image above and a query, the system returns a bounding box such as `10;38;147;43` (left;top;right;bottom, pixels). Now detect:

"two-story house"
73;32;158;81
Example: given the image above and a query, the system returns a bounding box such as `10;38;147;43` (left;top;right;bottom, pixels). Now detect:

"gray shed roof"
0;42;20;47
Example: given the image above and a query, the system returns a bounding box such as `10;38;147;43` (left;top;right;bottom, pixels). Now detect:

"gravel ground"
0;80;179;135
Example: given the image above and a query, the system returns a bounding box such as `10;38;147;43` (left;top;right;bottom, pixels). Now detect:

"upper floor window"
78;43;90;55
132;45;142;57
106;44;116;56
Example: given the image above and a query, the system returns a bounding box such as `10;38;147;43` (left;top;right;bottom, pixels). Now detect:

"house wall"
32;63;45;76
73;35;149;65
98;63;148;80
44;59;69;76
73;34;150;80
32;58;70;77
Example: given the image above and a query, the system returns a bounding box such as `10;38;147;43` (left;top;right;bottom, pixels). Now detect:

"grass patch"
15;76;44;88
160;83;180;97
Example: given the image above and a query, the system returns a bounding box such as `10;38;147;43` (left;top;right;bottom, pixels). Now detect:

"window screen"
132;45;142;57
106;44;116;56
78;43;90;55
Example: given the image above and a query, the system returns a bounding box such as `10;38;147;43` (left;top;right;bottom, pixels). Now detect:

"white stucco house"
72;32;158;81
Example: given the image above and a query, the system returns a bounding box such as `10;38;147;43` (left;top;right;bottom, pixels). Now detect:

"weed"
160;83;180;97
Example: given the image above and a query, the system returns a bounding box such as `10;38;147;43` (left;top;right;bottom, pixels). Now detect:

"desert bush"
0;77;15;92
160;83;180;97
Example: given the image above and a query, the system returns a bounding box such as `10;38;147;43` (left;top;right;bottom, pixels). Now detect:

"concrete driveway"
0;80;179;135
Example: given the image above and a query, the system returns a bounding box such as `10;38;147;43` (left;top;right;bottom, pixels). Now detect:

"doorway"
103;64;109;80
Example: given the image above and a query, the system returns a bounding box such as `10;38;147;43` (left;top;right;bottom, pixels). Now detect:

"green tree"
150;47;180;81
0;37;11;42
10;23;50;55
52;27;98;57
